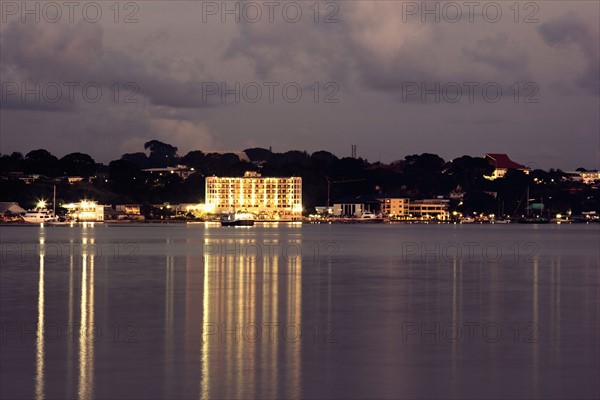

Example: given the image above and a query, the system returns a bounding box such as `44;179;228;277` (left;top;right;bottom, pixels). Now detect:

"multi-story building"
379;198;409;218
205;171;302;220
62;201;105;221
408;199;450;220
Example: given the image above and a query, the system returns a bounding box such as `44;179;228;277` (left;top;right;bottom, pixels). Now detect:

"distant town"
1;140;599;223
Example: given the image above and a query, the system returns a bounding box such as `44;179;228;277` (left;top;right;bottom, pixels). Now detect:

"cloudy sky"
1;1;598;169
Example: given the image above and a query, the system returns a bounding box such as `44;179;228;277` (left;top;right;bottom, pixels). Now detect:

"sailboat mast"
53;185;56;216
526;186;530;217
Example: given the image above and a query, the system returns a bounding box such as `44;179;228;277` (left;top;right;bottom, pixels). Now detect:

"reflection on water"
32;232;98;400
35;234;45;400
200;235;302;399
0;224;598;399
78;238;95;400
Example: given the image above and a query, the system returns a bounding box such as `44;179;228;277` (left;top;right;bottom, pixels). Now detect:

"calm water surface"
1;223;599;399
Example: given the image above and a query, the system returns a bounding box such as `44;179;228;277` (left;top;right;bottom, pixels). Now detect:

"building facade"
484;153;529;180
333;203;366;217
205;171;302;220
63;201;105;221
408;199;450;220
379;198;409;217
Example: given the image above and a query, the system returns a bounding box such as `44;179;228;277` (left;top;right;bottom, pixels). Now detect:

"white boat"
220;212;255;226
356;212;384;223
22;208;55;224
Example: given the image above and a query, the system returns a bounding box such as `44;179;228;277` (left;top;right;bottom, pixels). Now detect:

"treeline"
1;140;598;216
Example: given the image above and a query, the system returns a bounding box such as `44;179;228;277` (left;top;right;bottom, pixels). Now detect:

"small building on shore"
0;202;27;216
62;201;105;221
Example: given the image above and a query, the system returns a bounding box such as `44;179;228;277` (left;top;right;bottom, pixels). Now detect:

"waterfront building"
205;171;302;220
0;202;27;216
408;199;450;220
62;201;105;221
333;203;367;217
378;198;410;218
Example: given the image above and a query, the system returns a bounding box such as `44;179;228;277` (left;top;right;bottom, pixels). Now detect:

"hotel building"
205;171;302;220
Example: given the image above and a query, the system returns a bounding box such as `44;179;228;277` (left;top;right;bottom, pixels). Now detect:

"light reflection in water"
200;237;302;399
35;233;45;400
14;225;595;400
78;238;95;400
164;239;175;399
67;239;75;400
532;256;539;398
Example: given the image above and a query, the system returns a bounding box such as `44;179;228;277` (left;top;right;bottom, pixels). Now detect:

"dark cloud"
538;12;600;95
0;2;598;169
0;20;225;109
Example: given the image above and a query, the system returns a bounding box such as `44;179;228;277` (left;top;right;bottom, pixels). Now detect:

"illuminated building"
408;199;450;220
205;171;302;220
579;171;600;184
484;153;529;180
379;198;409;218
62;201;105;221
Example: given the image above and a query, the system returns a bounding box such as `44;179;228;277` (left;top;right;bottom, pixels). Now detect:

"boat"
517;216;549;224
510;186;550;224
22;208;55;223
22;186;60;224
356;212;384;223
220;212;255;227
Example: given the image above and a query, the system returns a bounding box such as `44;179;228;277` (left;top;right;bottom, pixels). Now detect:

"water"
1;223;599;399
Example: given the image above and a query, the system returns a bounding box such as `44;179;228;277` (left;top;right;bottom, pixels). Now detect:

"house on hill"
484;153;529;180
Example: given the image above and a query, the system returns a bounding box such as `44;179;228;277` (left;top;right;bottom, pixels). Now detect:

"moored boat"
22;208;55;224
220;212;255;226
356;212;384;223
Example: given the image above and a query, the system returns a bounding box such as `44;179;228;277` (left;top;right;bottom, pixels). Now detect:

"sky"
1;0;598;169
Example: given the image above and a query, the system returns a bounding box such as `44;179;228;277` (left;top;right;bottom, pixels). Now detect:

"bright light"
556;214;562;219
36;200;47;209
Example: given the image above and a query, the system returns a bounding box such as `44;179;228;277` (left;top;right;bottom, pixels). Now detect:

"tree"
144;140;178;167
244;148;273;163
401;153;450;197
24;149;60;176
60;152;96;177
181;150;206;170
121;152;150;168
0;152;24;173
109;160;143;198
445;156;493;192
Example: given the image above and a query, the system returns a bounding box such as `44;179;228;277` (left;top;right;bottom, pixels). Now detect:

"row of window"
208;190;301;197
214;204;299;208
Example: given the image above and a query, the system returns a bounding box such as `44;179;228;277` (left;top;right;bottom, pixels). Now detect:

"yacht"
220;212;255;227
22;208;55;224
356;212;384;223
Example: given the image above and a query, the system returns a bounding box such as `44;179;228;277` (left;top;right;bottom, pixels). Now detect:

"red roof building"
484;153;529;179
